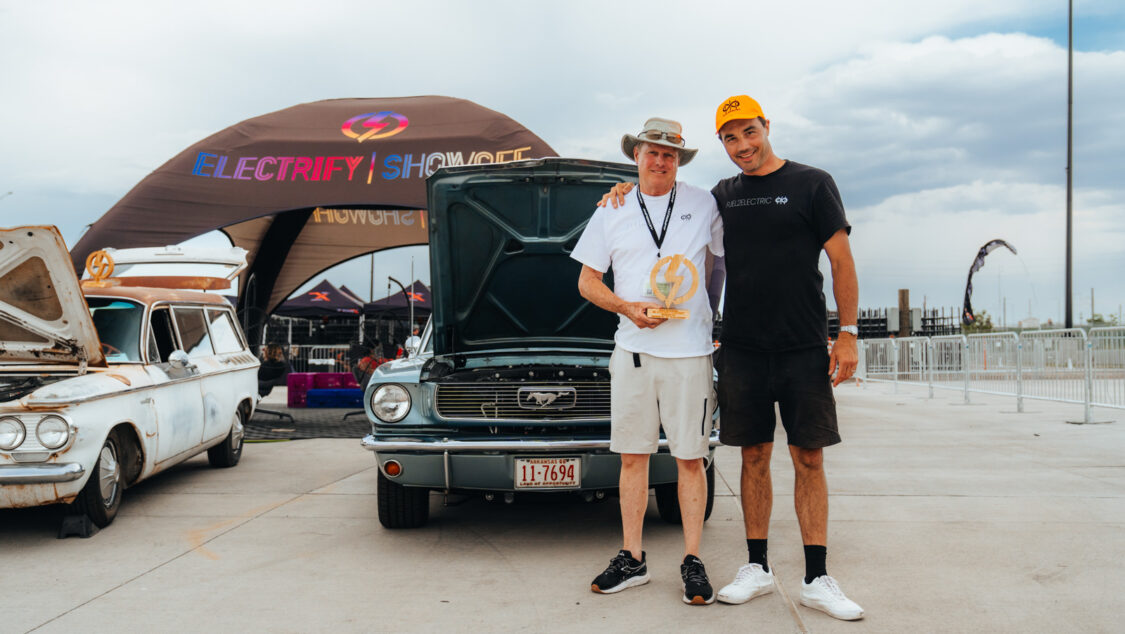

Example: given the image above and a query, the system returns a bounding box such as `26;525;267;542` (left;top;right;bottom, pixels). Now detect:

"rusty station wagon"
0;227;258;530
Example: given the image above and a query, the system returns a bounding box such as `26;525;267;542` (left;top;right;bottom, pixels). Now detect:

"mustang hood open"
427;159;636;356
0;226;104;366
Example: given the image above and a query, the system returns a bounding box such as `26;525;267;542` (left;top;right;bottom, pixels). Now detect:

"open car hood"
426;158;636;356
0;226;104;366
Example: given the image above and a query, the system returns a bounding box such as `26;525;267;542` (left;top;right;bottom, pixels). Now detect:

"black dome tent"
71;96;556;345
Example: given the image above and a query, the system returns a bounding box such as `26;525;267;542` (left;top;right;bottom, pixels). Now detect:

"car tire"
377;469;429;529
654;458;716;525
207;409;244;468
74;431;124;528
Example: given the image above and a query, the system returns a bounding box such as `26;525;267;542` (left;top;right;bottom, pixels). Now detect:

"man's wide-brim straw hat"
621;117;698;166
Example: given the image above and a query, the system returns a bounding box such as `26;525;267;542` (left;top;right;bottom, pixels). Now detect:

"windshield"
87;298;145;363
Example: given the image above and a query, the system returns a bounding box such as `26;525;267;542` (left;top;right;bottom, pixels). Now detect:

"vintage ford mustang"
0;227;259;529
362;158;719;528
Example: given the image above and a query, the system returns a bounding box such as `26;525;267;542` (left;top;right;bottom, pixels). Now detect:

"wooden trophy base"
646;307;690;320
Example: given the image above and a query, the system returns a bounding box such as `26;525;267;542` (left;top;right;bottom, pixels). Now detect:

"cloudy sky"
1;0;1122;326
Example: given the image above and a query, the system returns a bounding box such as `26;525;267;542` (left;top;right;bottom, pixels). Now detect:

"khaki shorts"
609;346;716;460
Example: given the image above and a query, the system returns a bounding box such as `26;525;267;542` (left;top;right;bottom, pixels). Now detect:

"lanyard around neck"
636;184;677;256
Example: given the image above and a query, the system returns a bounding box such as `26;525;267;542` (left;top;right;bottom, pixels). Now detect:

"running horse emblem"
518;387;577;410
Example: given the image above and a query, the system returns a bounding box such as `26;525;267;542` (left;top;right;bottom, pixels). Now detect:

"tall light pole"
1065;0;1074;327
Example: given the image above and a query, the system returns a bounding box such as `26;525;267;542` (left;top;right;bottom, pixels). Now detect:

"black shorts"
716;345;841;449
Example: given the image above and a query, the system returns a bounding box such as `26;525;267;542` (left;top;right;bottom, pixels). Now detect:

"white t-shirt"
570;181;724;358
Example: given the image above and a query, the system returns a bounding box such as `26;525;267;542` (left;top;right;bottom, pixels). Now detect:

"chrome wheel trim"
97;442;120;506
231;412;244;449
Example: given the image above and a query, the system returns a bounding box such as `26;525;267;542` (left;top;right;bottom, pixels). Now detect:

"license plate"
514;457;580;489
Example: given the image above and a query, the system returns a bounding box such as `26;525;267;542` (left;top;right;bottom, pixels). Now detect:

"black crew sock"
747;539;769;572
803;545;827;583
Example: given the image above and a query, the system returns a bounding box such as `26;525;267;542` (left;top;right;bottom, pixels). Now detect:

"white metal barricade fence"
1090;327;1125;409
967;332;1022;411
861;338;897;388
894;337;931;394
930;335;968;403
1019;329;1088;408
853;328;1125;422
286;344;352;373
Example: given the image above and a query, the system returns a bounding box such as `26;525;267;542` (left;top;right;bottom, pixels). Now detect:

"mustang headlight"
0;416;26;451
36;415;71;450
370;384;411;423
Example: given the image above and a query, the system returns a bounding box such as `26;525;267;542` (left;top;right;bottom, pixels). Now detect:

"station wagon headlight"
0;417;26;451
371;384;411;423
36;416;71;450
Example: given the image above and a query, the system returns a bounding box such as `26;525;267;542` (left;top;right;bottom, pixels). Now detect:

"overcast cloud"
0;0;1121;324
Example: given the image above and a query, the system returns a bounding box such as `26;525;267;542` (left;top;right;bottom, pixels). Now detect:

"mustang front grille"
434;381;610;421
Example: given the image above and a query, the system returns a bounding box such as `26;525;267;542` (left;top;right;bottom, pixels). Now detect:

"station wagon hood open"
0;226;105;367
426;158;636;356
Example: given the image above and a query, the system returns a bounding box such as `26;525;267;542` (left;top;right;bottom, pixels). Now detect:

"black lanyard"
636;184;676;257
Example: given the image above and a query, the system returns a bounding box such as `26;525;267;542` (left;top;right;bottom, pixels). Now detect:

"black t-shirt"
711;160;850;352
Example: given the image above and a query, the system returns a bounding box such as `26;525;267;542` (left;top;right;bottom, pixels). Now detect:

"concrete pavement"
2;383;1122;633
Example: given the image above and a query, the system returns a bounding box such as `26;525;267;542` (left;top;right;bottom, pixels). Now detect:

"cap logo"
721;99;741;114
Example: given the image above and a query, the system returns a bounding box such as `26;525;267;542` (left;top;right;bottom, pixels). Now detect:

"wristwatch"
839;325;858;337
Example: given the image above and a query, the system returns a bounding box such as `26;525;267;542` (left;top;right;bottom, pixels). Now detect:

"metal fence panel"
1090;327;1125;409
966;333;1021;409
1019;329;1088;407
930;335;968;401
861;338;897;385
894;337;931;389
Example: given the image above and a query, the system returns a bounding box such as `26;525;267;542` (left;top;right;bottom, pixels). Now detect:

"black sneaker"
681;555;715;605
591;550;650;594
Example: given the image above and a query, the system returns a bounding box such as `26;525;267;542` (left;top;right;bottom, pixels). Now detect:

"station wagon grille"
435;381;610;421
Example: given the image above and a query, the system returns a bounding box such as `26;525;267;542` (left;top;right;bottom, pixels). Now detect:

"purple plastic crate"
313;373;347;389
287;390;307;408
287;372;315;392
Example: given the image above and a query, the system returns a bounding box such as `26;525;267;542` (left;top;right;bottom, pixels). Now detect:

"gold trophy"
645;254;699;320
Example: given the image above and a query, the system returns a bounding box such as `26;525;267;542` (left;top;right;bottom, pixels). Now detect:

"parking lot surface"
3;383;1122;633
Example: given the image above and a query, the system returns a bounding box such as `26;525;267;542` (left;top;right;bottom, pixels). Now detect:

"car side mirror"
169;350;192;369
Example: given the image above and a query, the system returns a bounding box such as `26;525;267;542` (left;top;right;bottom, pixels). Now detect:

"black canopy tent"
364;280;432;320
70;96;556;346
274;280;362;318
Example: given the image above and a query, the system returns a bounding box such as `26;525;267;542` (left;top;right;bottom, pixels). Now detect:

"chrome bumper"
361;430;721;453
0;463;86;484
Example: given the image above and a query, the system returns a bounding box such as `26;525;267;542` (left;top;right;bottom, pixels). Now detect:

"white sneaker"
717;563;775;604
799;575;864;620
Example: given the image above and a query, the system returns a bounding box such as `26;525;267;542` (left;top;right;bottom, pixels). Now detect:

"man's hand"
829;334;858;387
596;182;636;208
624;302;668;329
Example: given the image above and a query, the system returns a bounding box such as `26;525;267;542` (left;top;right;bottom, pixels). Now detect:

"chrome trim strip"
362;431;721;453
24;364;258;406
0;462;85;483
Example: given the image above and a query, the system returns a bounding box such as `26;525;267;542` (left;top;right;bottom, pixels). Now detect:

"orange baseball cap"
715;95;765;133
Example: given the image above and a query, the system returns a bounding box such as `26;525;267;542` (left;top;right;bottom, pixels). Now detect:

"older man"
572;117;724;605
599;96;864;621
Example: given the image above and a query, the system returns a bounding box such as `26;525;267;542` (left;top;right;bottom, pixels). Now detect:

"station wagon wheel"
74;432;123;528
377;469;429;529
654;458;716;525
207;408;244;468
